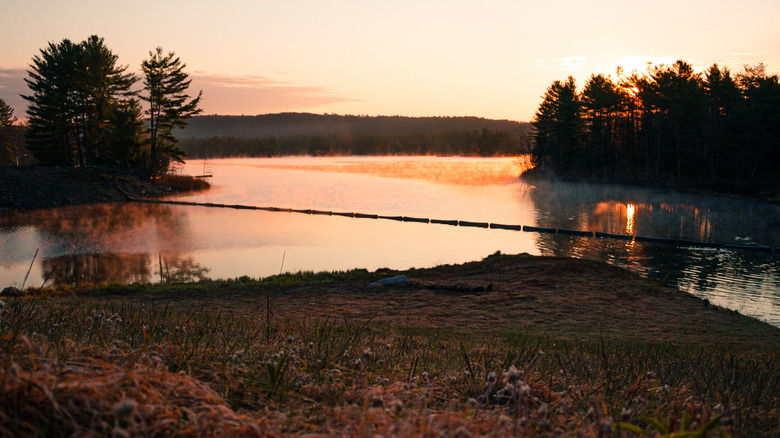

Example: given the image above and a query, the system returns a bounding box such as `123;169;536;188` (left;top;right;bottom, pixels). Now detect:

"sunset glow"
1;1;779;122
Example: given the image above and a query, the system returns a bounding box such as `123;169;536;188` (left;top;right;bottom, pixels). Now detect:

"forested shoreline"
179;128;530;158
529;60;780;189
1;36;201;180
175;113;532;158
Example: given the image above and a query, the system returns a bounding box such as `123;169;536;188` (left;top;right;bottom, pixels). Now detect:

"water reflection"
1;157;779;327
0;203;188;262
626;204;635;235
41;252;209;286
528;180;779;246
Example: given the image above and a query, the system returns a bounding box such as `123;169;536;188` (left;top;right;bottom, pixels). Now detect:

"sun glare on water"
626;203;636;235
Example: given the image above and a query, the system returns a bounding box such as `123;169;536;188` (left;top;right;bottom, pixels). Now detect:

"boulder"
367;275;411;288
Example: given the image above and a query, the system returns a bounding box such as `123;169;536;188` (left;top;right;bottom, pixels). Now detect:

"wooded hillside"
176;113;532;158
175;113;530;138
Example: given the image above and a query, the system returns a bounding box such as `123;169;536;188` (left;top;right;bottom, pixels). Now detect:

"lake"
2;156;780;327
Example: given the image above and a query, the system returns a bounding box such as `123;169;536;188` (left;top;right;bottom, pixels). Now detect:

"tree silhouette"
531;76;582;174
22;36;138;167
140;47;202;179
580;74;628;179
529;60;780;187
0;98;16;164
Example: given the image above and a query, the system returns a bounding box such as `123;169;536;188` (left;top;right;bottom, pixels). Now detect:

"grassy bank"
1;253;778;436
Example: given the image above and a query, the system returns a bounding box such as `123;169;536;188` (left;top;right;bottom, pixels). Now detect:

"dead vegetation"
1;254;779;436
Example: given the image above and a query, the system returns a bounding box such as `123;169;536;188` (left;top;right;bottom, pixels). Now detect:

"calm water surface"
2;156;779;327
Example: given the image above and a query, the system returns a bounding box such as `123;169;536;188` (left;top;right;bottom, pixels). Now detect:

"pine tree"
79;35;138;166
531;77;582;174
139;47;202;179
22;36;138;167
23;38;83;166
0;98;17;164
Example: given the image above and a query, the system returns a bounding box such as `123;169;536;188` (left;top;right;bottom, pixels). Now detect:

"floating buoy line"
124;191;778;256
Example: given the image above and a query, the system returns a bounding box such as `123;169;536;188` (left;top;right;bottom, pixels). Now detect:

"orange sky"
1;0;779;122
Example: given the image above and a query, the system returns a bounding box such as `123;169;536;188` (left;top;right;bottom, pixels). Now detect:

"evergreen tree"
580;74;628;178
702;64;742;180
79;35;138;166
22;36;138;167
23;38;83;166
0;98;17;164
736;64;780;180
139;47;202;179
106;99;146;169
530;59;780;185
635;61;706;179
531;76;582;174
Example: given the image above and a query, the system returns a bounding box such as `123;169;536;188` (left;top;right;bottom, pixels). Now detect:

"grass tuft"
1;292;778;436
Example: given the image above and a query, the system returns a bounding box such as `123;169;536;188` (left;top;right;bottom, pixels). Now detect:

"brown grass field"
1;253;778;436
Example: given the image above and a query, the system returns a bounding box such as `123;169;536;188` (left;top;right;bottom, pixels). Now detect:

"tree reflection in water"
42;252;210;286
6;202;210;286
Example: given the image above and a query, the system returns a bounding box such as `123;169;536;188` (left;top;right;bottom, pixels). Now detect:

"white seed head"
503;365;520;384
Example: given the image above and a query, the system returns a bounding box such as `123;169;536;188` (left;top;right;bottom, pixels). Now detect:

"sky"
1;0;779;122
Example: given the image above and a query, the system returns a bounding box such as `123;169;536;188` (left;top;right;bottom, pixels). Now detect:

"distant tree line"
179;128;531;158
7;35;201;178
531;60;780;186
176;113;530;139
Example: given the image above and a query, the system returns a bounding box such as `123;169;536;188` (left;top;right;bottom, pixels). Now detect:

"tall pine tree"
22;36;138;167
531;76;582;175
139;47;202;179
23;39;83;166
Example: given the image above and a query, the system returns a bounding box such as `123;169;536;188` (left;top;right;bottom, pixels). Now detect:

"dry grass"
2;254;779;436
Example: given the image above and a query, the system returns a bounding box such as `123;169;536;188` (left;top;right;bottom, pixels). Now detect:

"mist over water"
1;156;779;327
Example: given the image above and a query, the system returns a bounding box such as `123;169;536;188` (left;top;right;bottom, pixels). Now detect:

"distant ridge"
175;113;531;139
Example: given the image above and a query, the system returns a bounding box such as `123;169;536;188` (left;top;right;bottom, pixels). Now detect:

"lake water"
2;156;780;327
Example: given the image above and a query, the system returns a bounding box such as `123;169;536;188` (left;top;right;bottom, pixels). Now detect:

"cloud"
533;56;587;72
556;56;586;71
533;59;551;70
0;68;30;118
0;69;358;118
190;73;359;115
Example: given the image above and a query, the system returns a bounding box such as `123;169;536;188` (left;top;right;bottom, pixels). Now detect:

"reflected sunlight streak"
626;203;636;235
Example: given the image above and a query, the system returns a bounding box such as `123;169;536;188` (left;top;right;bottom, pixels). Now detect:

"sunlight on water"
2;156;780;327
